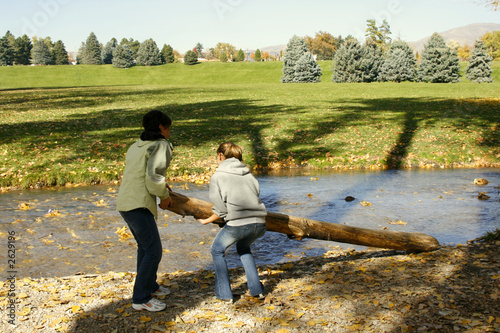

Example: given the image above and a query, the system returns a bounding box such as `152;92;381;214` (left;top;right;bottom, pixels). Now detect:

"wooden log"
167;191;440;252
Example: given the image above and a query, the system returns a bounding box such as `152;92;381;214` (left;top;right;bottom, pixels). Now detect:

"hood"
217;157;250;175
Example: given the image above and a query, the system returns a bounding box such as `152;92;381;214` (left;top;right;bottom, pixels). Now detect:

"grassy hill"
0;61;499;189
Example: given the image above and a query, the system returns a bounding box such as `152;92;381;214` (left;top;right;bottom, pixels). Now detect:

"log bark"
167;191;440;252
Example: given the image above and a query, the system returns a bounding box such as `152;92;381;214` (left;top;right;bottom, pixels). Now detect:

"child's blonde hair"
217;142;243;161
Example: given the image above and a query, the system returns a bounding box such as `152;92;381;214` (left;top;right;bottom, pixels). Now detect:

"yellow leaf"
71;306;81;313
18;307;31;316
266;306;275;310
139;316;152;323
487;316;495;323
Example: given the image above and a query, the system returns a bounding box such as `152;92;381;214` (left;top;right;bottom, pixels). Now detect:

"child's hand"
197;218;210;225
159;197;172;210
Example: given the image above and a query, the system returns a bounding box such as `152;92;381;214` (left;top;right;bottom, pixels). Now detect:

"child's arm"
197;213;221;225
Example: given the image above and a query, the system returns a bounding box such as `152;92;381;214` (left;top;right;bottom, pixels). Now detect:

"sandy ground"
1;240;499;333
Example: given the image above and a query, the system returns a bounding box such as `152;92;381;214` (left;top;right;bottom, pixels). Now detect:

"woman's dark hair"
142;110;172;132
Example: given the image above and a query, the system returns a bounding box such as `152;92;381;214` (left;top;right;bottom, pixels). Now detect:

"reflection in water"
1;168;498;278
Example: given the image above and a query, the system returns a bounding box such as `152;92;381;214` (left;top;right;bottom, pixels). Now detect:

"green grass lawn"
0;61;499;189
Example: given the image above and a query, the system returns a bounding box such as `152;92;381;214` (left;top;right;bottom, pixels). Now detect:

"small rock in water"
474;178;488;185
345;196;355;202
477;192;490;200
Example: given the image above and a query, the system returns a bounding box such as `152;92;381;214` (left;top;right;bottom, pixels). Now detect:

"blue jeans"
210;223;267;300
119;208;162;304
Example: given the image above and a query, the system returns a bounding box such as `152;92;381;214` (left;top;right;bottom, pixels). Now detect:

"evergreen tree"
418;33;461;83
293;52;322;82
120;38;141;59
466;40;493;83
136;38;161;66
13;34;32;65
365;19;392;51
83;32;102;65
32;40;53;65
331;38;365;83
52;40;68;65
0;33;15;66
236;49;245;62
102;38;117;64
254;49;262;62
219;52;228;62
184;50;198;65
361;39;383;82
112;44;134;68
379;40;417;82
76;42;85;64
281;35;308;83
161;44;175;63
195;42;203;56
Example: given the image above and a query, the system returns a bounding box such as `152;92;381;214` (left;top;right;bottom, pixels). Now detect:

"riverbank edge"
1;241;499;333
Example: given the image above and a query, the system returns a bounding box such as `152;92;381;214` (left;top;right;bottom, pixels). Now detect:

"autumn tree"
481;30;500;59
112;44;134;68
304;31;341;60
214;42;236;61
418;33;461;83
136;38;161;66
378;40;417;82
466;40;493;83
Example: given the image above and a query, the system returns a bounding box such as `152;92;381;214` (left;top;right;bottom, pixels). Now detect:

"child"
116;110;173;312
197;142;267;303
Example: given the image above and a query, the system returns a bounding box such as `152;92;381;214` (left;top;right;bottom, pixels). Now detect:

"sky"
1;0;499;53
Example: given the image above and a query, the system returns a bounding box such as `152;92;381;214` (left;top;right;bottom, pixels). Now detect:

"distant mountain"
409;23;500;52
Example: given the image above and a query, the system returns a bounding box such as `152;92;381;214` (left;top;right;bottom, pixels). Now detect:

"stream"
0;168;498;278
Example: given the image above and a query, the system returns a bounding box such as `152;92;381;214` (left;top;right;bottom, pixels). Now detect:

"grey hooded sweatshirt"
209;157;267;226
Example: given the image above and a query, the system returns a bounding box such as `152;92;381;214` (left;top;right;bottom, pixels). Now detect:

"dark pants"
119;208;162;304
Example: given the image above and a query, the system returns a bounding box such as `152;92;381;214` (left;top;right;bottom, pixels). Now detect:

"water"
0;168;498;278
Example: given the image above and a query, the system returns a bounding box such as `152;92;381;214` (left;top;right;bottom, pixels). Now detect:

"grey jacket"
209;157;267;226
117;139;172;218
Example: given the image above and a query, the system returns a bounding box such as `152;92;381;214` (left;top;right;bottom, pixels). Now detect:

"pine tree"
219;52;228;63
331;38;365;83
112;44;134;68
361;39;383;82
102;38;117;64
281;35;309;83
32;40;53;65
136;39;161;66
236;49;245;62
418;33;461;83
83;32;102;65
379;40;417;82
184;50;198;65
466;40;493;83
161;44;175;63
52;40;68;65
254;49;262;62
293;52;322;82
13;34;32;65
0;33;15;66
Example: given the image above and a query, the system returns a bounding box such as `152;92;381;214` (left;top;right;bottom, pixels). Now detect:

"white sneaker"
132;298;166;312
152;286;171;296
